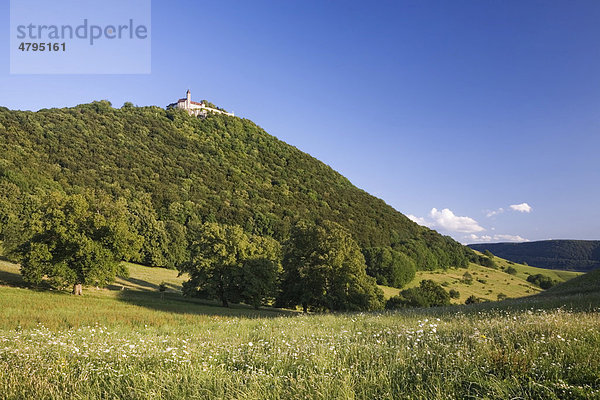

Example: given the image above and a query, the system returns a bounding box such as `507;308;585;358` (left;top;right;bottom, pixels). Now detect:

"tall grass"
0;257;598;399
1;306;599;399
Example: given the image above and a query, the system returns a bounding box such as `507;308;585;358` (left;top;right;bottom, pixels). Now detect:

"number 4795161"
18;42;66;51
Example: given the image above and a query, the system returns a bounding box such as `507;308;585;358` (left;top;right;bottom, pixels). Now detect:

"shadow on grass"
115;289;296;319
163;282;181;291
0;268;59;292
0;256;295;318
107;276;163;291
106;279;182;294
0;268;27;287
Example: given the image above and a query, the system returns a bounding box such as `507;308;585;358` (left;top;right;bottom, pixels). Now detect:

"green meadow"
1;258;599;399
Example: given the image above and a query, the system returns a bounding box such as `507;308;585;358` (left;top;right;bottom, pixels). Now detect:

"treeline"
0;102;473;275
1;189;500;311
4;190;384;311
1;185;189;269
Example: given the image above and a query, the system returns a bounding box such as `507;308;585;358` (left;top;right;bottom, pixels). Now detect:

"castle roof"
177;98;205;106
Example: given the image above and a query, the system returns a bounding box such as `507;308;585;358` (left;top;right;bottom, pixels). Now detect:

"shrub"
386;280;450;309
465;295;485;304
526;274;558;289
448;289;460;299
385;295;407;309
419;280;451;306
461;272;473;285
497;293;508;301
479;255;497;269
506;266;517;275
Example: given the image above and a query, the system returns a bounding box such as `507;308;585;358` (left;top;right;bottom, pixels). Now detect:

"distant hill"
0;101;471;270
468;240;600;272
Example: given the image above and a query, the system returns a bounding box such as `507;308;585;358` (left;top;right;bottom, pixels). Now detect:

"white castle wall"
174;91;234;117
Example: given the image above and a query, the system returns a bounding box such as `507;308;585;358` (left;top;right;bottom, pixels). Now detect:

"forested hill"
469;240;600;272
0;101;470;269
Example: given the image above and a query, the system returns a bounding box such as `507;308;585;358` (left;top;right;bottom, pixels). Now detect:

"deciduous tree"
362;246;416;288
9;191;142;295
180;222;281;308
278;220;384;312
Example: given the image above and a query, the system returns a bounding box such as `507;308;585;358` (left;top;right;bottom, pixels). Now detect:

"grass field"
0;260;291;330
380;253;581;303
1;258;598;399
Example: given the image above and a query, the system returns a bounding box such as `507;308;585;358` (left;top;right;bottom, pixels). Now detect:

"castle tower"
186;89;191;106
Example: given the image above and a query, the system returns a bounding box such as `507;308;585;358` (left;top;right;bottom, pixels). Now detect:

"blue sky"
1;0;599;243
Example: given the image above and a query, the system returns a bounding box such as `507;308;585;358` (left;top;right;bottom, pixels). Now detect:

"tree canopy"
179;222;281;308
362;246;416;288
7;191;141;294
278;221;384;312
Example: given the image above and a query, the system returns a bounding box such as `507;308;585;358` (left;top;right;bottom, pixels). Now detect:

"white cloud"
467;234;529;243
467;234;492;242
409;206;530;243
429;208;485;233
486;208;504;217
510;203;532;213
486;203;533;217
495;234;529;242
407;214;428;226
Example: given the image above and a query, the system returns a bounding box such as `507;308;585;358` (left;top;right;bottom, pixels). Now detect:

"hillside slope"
381;252;581;303
0;102;470;269
537;267;600;298
469;240;600;272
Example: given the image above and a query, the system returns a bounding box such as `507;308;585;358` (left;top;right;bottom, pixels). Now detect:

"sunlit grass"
0;256;597;399
0;308;598;399
0;260;290;330
392;255;582;303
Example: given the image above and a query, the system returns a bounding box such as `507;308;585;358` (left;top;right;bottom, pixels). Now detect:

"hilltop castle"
169;90;234;117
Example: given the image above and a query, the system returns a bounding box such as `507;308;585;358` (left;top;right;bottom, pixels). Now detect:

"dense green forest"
0;102;473;298
469;240;600;272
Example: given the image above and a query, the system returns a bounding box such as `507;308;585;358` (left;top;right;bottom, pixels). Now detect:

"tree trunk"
72;283;83;296
302;303;308;313
222;297;229;307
